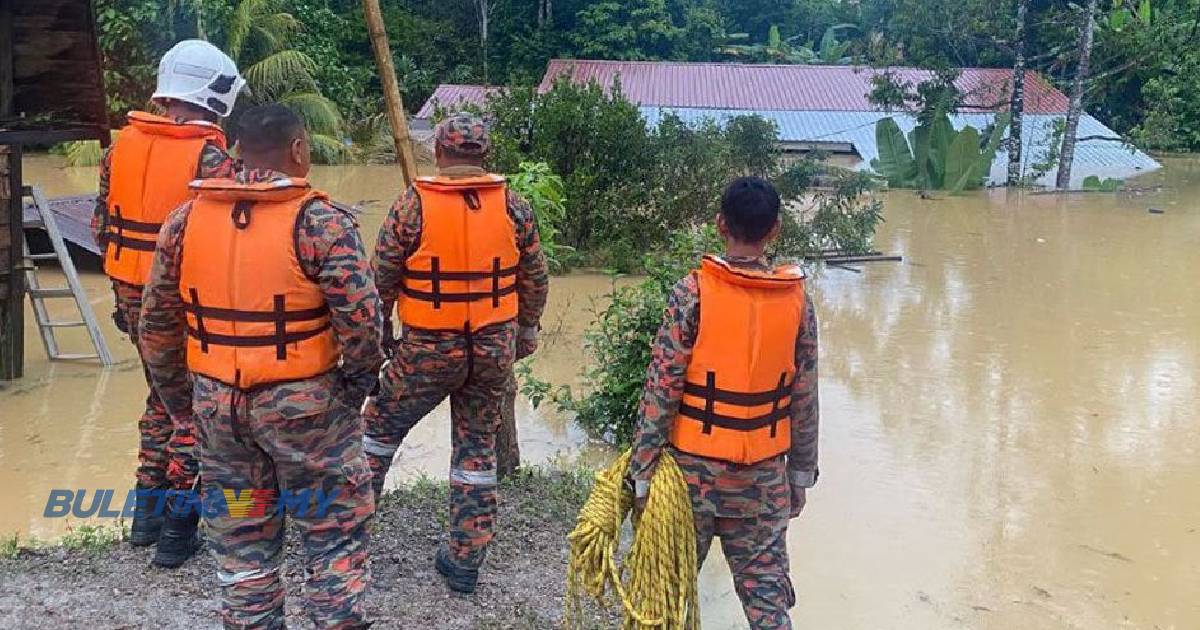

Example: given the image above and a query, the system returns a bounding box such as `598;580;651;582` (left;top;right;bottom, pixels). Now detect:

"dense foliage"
484;79;881;271
94;0;1200;153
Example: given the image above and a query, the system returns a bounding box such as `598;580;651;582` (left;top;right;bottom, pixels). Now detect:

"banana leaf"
909;125;932;189
928;114;955;188
947;126;983;193
872;117;917;187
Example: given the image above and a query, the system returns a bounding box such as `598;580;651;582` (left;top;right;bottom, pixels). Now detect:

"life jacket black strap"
403;264;519;281
186;322;331;351
678;401;793;432
182;302;330;323
106;215;163;234
185;291;330;360
682;374;796;407
682;370;793;435
106;233;158;253
402;283;518;304
402;255;518;310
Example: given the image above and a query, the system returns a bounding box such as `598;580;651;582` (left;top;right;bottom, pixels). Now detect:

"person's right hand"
516;325;539;360
789;486;807;519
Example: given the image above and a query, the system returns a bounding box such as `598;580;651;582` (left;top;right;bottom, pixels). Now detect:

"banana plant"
871;112;1012;192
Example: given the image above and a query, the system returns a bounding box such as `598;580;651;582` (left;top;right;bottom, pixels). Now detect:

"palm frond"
308;133;349;165
61;140;104;167
281;91;343;137
226;0;274;61
244;49;318;100
258;11;302;43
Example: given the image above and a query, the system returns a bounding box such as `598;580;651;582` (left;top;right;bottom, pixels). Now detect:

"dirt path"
0;470;613;629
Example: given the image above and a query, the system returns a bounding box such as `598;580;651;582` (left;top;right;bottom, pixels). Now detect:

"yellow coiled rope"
565;449;699;630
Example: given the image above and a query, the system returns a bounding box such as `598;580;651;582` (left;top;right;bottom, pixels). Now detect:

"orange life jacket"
670;255;807;465
104;111;227;286
399;174;520;332
179;178;338;389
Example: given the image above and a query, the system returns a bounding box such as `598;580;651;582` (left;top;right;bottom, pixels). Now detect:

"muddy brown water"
4;154;1198;629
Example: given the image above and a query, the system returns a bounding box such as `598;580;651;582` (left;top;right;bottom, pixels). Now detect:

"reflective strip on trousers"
450;468;497;486
217;566;278;586
363;435;399;458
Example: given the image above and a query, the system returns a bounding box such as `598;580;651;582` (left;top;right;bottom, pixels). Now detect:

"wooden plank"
0;0;13;118
0;127;106;145
0;144;24;379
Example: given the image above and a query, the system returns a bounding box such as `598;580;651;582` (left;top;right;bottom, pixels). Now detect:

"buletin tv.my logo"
44;488;341;519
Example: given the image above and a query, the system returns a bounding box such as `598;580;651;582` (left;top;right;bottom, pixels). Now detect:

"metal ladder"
21;186;114;365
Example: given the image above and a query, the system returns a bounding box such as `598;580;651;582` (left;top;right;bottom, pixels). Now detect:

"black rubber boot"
128;486;163;547
151;495;199;568
435;545;479;594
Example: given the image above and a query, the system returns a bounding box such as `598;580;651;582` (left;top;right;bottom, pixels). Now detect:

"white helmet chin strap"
153;40;246;118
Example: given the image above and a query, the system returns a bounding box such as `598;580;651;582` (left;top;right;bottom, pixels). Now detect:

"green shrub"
506;161;575;272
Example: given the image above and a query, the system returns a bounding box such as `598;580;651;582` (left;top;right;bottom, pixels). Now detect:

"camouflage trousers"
113;280;197;490
696;510;795;630
362;323;516;571
194;372;374;629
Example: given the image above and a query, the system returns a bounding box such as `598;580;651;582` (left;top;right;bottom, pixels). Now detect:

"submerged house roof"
0;0;109;145
415;84;504;120
542;60;1159;188
540;59;1070;114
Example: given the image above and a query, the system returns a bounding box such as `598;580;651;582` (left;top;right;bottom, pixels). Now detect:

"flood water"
4;154;1198;629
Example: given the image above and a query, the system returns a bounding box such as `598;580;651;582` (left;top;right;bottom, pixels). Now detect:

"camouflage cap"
434;112;490;156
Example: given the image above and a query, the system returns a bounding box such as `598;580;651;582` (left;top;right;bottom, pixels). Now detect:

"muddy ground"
0;469;615;629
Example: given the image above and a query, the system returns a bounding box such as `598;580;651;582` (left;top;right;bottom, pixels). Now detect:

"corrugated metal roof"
640;107;1161;188
541;60;1070;114
415;84;503;119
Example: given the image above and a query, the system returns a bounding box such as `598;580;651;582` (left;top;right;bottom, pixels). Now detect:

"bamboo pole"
362;0;417;185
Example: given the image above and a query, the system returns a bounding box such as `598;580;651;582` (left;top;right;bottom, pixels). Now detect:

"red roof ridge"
546;59;1049;75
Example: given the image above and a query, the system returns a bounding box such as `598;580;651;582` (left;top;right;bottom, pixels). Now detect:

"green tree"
218;0;347;162
570;0;685;60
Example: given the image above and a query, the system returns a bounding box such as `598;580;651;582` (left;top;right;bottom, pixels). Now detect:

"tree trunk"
538;0;553;28
478;0;490;84
1055;0;1098;190
1006;0;1029;186
495;371;520;480
362;0;418;186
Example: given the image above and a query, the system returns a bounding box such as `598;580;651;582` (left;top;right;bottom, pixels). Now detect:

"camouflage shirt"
92;137;237;247
140;168;385;421
629;255;820;518
373;164;550;338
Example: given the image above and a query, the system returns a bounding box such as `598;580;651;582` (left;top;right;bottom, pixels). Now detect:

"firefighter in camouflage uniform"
362;112;549;594
629;177;821;630
141;104;382;629
91;39;246;567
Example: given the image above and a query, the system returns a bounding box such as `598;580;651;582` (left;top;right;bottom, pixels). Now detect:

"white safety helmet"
152;40;246;118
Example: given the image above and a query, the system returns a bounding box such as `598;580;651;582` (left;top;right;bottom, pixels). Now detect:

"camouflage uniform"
92;138;237;492
629;255;819;630
362;117;549;573
141;169;383;629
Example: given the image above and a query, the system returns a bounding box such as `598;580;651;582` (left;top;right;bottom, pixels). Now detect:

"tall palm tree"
220;0;347;163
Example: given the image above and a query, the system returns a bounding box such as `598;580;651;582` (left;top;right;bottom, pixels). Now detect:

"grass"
59;524;123;553
373;466;595;532
0;522;125;558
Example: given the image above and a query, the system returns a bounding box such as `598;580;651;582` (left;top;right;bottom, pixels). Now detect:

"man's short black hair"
720;176;781;243
237;104;305;155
